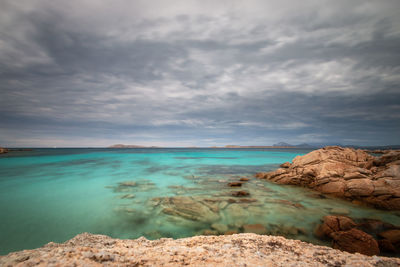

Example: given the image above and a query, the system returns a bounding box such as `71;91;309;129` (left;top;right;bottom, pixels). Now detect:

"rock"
346;179;374;196
378;229;400;244
231;191;250;197
378;239;397;253
0;147;8;154
239;177;250;181
357;219;398;235
225;204;248;226
211;223;228;233
256;146;400;210
314;215;357;239
120;194;135;199
280;162;291;168
160;196;220;222
119;181;137;187
274;199;305;209
228;182;242;187
1;233;399;266
331;228;380;256
317;181;345;196
242;224;268;234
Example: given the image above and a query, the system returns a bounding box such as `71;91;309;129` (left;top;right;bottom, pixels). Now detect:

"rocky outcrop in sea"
0;147;8;154
1;233;399;266
256;146;400;210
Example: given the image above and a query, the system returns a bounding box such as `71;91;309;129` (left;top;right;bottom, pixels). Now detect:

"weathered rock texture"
314;215;400;256
256;146;400;210
1;233;399;267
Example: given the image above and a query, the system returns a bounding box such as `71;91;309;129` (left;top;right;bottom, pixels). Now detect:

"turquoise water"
0;148;399;255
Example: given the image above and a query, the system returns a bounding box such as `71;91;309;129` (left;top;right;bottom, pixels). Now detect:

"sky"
0;0;400;147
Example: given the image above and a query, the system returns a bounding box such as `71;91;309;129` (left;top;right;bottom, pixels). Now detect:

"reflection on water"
0;148;399;256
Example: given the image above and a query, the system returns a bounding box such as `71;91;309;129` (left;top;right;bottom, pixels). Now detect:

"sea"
0;148;399;255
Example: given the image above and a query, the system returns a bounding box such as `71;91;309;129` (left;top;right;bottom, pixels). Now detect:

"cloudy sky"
1;0;400;147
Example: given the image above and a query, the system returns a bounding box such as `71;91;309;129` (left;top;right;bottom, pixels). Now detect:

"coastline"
1;146;399;262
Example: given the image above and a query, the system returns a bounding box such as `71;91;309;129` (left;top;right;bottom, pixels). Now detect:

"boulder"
239;177;250;181
314;216;356;239
256;146;400;210
331;228;380;256
346;179;374;196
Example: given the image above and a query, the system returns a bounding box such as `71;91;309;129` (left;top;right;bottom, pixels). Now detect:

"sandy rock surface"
256;146;400;210
1;233;400;267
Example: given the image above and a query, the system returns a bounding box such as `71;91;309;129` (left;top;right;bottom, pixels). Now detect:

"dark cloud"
0;0;399;147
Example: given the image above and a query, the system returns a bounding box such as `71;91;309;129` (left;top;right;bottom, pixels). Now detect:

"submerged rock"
242;224;267;235
119;194;136;199
211;223;228;233
231;191;250;197
118;181;137;187
159;196;220;222
228;182;243;187
256;146;400;210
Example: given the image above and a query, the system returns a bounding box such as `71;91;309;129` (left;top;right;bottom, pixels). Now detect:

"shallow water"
0;148;399;255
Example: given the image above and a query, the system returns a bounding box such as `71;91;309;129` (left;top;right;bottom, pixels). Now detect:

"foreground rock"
1;233;399;267
256;146;400;210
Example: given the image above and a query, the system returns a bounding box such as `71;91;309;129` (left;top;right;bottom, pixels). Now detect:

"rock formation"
0;147;8;154
1;233;399;266
256;146;400;210
314;215;400;256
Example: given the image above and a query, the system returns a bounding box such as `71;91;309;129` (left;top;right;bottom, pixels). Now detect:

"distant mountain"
272;142;314;148
273;142;292;147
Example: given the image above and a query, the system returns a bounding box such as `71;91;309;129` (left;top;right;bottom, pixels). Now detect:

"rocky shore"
0;147;8;154
256;146;400;210
1;233;399;266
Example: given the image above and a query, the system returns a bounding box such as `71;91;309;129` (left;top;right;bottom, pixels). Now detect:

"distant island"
108;143;315;149
108;144;160;148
